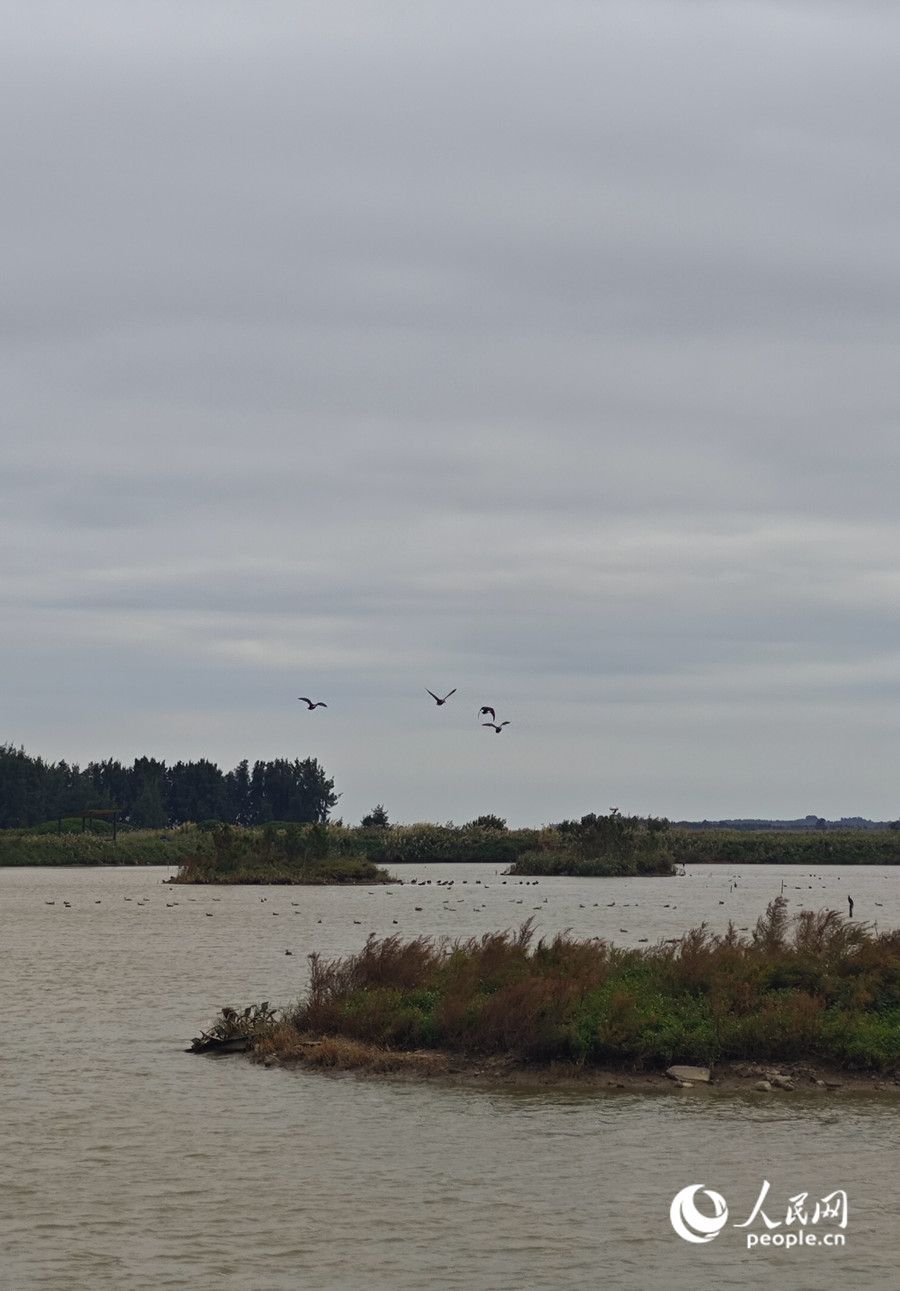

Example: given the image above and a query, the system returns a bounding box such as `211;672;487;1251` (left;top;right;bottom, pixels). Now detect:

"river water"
3;862;899;1290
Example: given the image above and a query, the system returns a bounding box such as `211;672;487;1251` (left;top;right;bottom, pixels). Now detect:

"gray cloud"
3;1;900;822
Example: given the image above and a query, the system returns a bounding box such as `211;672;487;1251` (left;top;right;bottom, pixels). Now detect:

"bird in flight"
298;697;327;709
426;688;456;705
478;706;496;721
482;721;510;733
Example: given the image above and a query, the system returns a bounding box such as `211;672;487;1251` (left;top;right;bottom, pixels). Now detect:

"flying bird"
482;721;510;733
426;688;456;705
297;698;327;709
478;706;496;721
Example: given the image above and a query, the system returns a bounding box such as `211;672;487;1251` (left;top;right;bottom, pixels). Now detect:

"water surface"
3;863;898;1289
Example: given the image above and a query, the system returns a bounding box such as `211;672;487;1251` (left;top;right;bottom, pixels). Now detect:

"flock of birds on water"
299;689;511;732
42;879;672;951
41;875;872;963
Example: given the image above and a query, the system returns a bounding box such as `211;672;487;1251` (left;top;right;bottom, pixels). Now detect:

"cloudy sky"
3;0;900;825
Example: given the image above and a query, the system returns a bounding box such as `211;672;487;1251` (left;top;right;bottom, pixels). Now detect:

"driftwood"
187;1002;276;1054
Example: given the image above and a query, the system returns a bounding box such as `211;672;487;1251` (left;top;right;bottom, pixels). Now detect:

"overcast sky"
3;0;900;825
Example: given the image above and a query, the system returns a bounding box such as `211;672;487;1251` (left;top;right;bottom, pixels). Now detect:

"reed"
273;900;900;1072
350;822;536;865
0;824;211;866
667;828;900;866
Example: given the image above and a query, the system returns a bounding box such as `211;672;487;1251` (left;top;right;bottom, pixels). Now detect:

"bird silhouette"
426;688;456;705
297;697;327;709
482;721;510;733
478;706;496;721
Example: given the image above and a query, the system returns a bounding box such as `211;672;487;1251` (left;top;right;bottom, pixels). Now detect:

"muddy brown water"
3;863;899;1289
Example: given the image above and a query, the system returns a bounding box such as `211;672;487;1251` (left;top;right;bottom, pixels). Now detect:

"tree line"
0;744;338;829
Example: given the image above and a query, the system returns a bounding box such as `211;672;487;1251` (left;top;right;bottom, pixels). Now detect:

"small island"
173;813;680;882
193;898;900;1090
172;823;394;885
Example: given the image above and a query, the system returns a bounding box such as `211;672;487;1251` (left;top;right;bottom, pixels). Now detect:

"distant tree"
0;744;107;827
131;758;168;828
131;780;167;829
0;745;340;832
245;757;338;825
465;814;507;831
361;804;390;827
0;744;46;827
87;759;132;816
224;759;252;824
166;759;228;824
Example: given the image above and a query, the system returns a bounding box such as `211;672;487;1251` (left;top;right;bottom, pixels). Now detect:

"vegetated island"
170;813;681;883
172;823;394;885
191;899;900;1092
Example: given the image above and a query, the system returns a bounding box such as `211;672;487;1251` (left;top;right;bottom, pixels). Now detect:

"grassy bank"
13;816;898;873
350;821;535;866
667;828;900;866
243;900;900;1073
173;822;393;884
505;817;900;875
0;824;212;866
257;821;900;872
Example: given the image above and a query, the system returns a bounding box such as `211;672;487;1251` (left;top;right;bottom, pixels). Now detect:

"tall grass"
349;822;535;866
0;824;210;866
668;828;900;865
279;899;900;1071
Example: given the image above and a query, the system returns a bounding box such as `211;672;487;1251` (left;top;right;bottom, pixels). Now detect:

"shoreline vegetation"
172;823;393;885
666;828;900;868
7;813;900;871
198;901;900;1085
0;823;213;867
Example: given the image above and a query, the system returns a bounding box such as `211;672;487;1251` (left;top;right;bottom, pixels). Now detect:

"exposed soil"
248;1033;900;1095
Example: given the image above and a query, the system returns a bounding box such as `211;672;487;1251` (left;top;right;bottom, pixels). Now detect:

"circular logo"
670;1184;729;1243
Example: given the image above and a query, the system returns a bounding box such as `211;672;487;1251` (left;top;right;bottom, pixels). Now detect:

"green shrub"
280;899;900;1071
